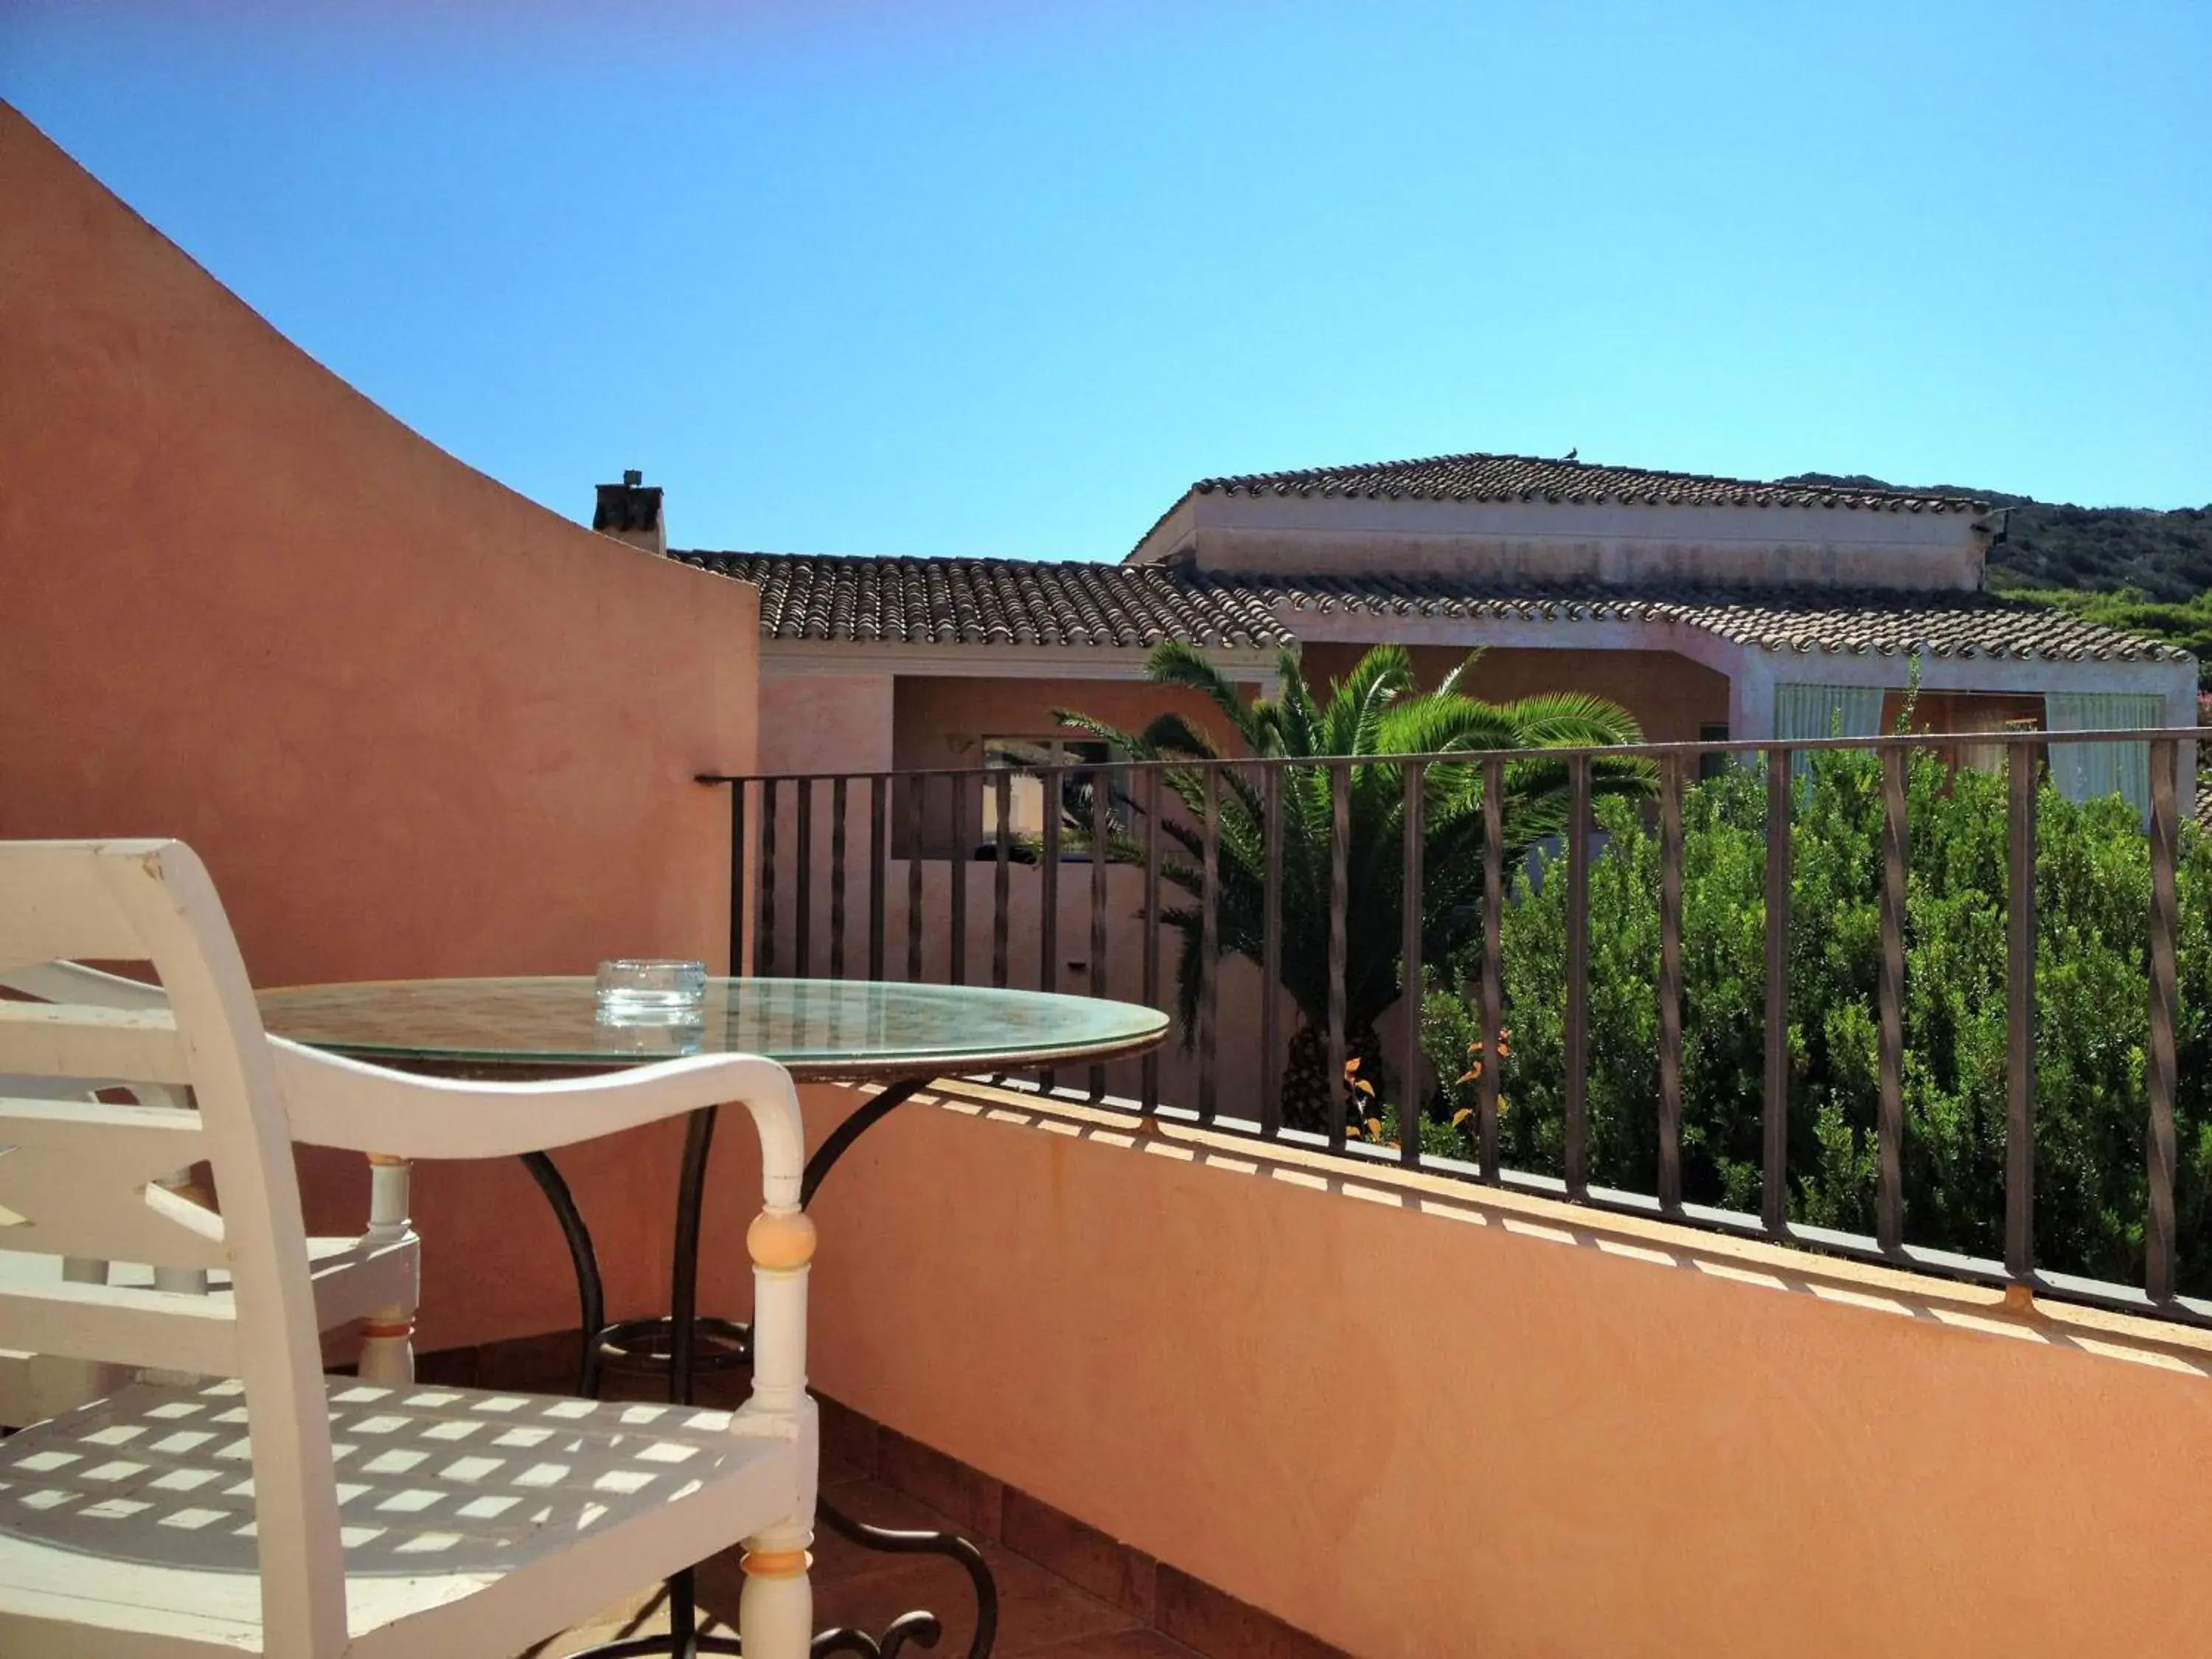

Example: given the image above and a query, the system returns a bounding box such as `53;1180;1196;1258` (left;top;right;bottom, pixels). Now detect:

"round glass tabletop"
257;976;1169;1081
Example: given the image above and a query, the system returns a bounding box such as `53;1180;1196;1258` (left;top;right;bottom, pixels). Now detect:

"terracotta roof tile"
1190;451;1986;514
682;551;2185;668
1214;572;2187;663
679;552;1294;650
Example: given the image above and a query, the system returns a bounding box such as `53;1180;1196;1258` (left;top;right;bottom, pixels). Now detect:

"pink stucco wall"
759;672;896;776
0;103;760;1349
1301;641;1731;743
750;1086;2212;1659
891;673;1256;776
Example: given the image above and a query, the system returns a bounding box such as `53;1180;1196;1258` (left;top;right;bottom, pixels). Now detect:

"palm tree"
1057;641;1651;1130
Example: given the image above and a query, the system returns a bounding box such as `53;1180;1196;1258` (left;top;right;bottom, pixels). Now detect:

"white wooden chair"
0;959;422;1425
0;839;818;1658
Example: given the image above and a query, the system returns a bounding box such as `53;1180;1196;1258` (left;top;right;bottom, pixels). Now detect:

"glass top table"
258;973;1166;1659
257;975;1168;1081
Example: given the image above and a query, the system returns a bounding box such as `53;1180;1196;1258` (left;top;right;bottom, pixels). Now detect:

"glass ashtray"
594;959;707;1026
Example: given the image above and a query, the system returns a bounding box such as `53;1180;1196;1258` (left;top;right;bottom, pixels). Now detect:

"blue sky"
4;1;2207;559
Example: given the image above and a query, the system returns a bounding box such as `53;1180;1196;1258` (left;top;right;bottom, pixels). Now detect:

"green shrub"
1422;751;2212;1293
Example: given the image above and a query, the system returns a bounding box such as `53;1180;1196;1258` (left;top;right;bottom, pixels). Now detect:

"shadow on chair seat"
0;1377;801;1653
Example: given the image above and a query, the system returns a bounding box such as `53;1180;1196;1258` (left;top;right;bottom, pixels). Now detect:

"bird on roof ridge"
1564;448;1579;463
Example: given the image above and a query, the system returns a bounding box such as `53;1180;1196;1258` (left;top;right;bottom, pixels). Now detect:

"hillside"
1780;473;2212;600
1781;475;2212;686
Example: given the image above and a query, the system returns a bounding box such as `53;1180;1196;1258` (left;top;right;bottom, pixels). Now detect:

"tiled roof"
681;550;2187;666
1208;573;2188;663
1189;451;1986;514
677;552;1293;650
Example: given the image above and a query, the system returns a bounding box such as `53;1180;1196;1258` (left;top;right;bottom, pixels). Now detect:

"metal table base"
529;1079;999;1659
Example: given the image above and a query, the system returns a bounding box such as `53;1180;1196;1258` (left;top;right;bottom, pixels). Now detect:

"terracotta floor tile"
1022;1629;1208;1659
807;1553;1138;1658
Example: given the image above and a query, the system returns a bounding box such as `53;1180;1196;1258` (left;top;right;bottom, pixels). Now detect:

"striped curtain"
1774;684;1886;774
2045;692;2162;822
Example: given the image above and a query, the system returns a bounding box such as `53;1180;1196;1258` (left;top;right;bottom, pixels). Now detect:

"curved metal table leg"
809;1489;998;1659
802;1077;998;1658
802;1079;928;1206
520;1149;605;1399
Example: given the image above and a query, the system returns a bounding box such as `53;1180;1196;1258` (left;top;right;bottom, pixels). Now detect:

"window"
980;737;1116;848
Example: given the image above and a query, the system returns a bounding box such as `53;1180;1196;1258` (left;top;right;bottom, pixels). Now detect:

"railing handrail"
697;722;2204;787
700;727;2202;1332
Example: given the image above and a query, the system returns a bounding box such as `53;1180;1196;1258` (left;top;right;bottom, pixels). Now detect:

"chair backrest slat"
0;1096;220;1270
0;1001;191;1083
0;840;347;1657
0;959;170;1012
0;855;148;970
0;1276;241;1375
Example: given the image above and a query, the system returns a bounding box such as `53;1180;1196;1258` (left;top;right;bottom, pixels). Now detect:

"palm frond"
1143;642;1274;753
1430;648;1487;701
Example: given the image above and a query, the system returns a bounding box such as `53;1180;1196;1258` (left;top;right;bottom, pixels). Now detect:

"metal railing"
703;724;2202;1326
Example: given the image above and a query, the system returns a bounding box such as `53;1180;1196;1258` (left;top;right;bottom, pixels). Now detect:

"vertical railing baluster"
993;769;1012;989
759;777;779;975
905;773;922;982
1878;744;1907;1254
1141;766;1162;1116
1399;761;1425;1169
1658;754;1683;1214
1327;761;1349;1154
1261;762;1284;1138
2006;739;2037;1281
1763;747;1792;1237
728;778;748;977
1040;767;1062;1094
1479;756;1503;1184
795;777;815;979
949;772;968;989
830;775;849;980
1199;765;1220;1122
868;775;888;982
1089;761;1111;1102
1565;754;1590;1201
2148;737;2180;1303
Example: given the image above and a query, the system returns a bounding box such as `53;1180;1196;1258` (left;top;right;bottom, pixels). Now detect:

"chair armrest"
269;1038;805;1208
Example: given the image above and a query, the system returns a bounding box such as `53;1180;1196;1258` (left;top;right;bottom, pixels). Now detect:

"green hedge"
1420;751;2212;1295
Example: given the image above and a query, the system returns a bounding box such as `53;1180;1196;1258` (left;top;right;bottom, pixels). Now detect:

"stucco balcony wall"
0;103;762;1352
729;1082;2212;1659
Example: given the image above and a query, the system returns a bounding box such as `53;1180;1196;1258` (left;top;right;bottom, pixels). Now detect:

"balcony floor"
518;1368;1203;1659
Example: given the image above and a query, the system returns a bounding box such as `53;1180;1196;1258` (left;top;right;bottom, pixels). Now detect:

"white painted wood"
0;1271;241;1373
0;1377;807;1659
740;1520;816;1658
0;1234;416;1397
0;841;151;970
0;1003;189;1084
0;961;422;1414
0;959;170;1011
0;839;816;1658
355;1157;414;1387
274;1037;812;1168
0;1098;223;1268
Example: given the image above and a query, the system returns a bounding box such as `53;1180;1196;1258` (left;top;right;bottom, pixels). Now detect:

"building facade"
603;451;2197;818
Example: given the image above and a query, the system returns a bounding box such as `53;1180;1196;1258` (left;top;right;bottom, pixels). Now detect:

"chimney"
592;468;666;556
